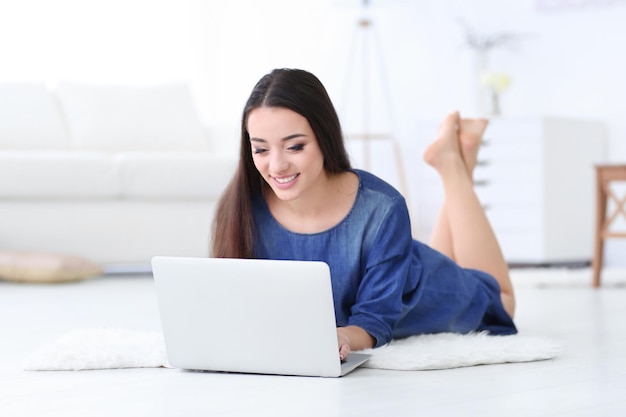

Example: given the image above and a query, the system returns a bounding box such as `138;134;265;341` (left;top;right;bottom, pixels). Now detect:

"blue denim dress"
252;169;516;347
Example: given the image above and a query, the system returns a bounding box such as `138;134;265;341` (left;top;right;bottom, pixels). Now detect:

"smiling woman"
211;68;517;362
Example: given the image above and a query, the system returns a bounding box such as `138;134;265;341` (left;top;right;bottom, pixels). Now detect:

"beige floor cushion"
0;251;103;283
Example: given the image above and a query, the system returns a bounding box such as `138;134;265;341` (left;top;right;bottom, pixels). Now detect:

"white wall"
0;0;193;84
1;0;624;265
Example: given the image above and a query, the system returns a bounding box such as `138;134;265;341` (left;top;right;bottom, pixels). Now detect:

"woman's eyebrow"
282;133;307;141
249;133;308;143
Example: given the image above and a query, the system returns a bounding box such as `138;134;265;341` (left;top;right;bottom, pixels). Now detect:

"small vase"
472;51;491;116
489;90;501;116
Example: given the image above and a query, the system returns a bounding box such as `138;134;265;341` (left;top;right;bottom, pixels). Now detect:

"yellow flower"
480;72;511;93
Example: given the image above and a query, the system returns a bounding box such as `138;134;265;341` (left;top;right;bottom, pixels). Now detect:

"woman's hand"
337;326;375;361
337;329;351;361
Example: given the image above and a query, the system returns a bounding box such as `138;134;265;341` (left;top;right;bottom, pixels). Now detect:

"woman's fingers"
339;342;350;361
337;330;351;361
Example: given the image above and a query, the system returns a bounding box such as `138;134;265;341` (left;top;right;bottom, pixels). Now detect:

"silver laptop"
151;256;371;377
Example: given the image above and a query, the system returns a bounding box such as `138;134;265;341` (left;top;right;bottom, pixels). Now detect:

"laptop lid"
151;256;370;377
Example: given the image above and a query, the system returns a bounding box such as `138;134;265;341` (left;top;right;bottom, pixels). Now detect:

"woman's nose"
270;152;289;172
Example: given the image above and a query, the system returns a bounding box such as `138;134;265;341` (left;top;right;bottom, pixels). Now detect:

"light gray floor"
1;268;625;417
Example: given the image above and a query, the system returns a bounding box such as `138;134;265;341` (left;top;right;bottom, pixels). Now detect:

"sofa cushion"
56;83;209;153
0;83;70;149
116;152;236;198
0;151;119;197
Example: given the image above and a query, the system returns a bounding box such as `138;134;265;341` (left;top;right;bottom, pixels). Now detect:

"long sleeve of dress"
346;195;421;347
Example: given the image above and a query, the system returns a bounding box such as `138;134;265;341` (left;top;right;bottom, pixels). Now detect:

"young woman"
211;68;516;360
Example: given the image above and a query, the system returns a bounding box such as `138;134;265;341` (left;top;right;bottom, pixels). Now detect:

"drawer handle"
474;179;490;186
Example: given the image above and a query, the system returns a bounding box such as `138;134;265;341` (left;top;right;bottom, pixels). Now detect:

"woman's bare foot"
458;118;488;176
423;111;464;171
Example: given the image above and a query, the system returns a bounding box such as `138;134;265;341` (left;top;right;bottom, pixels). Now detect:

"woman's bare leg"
428;115;488;258
423;111;515;317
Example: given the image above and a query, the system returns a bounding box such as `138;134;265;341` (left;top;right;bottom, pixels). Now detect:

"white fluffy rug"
360;332;560;370
24;328;560;372
24;328;170;371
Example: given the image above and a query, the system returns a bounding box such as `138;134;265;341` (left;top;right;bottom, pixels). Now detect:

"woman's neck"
265;171;359;234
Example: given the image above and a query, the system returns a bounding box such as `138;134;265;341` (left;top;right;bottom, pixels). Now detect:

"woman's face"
247;106;326;203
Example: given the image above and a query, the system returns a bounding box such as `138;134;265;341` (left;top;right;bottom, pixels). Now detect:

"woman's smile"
273;173;300;187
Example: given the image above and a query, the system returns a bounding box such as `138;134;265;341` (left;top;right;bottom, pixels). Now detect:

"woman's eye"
253;148;268;155
288;144;304;152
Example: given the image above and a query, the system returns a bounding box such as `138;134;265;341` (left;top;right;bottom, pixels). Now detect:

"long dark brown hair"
210;68;352;258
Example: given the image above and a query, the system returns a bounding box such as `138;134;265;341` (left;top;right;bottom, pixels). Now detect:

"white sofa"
0;82;238;268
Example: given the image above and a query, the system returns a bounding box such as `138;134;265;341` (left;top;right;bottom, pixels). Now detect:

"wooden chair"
592;164;626;287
